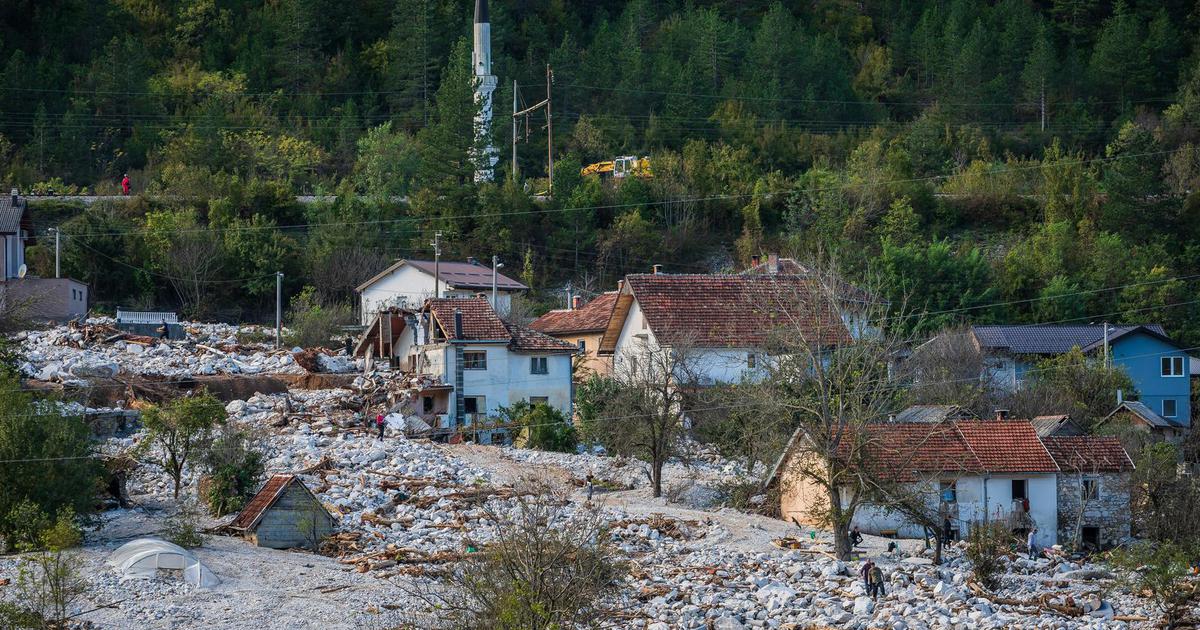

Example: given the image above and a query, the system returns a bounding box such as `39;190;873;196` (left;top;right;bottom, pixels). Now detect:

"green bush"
497;402;577;453
965;522;1013;591
202;424;264;517
284;286;355;348
1109;541;1200;628
162;502;206;549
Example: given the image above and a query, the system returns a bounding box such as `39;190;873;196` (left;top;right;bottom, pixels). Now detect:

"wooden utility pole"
431;231;443;299
511;80;518;179
512;64;554;196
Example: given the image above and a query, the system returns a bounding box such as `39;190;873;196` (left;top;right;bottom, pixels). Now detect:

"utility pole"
431;231;443;299
49;227;59;278
1102;321;1110;367
491;255;503;309
546;64;554;197
511;80;518;180
512;64;553;196
275;271;284;349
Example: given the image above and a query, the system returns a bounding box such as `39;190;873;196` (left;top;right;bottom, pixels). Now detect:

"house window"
1081;478;1099;501
463;351;487;369
464;396;484;414
577;339;586;352
1163;399;1178;418
939;481;957;503
1011;479;1027;501
747;353;757;369
530;357;548;375
529;396;549;406
422;396;434;413
1161;356;1185;377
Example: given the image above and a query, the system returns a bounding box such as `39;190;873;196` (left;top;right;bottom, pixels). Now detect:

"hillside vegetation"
1;0;1199;340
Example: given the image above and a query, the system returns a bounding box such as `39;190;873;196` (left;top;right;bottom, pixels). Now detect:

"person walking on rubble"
585;473;595;502
850;524;864;547
375;413;385;439
1027;528;1039;560
868;563;886;600
157;318;169;341
859;559;874;591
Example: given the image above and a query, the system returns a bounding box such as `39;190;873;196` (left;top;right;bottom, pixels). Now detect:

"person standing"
585;473;595;502
851;524;864;547
157;318;169;341
376;414;385;440
121;174;131;195
1027;528;1038;560
868;563;886;600
859;559;874;591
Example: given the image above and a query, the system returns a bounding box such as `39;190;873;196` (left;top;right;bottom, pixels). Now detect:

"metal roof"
0;194;26;234
1100;401;1186;430
971;324;1173;355
356;259;527;293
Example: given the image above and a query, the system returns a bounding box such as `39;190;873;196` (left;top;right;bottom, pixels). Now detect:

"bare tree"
907;327;991;415
579;337;701;498
308;246;389;303
761;256;921;560
160;231;222;315
402;478;622;630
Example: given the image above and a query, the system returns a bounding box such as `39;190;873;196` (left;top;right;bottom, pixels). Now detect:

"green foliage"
0;377;99;551
9;509;87;628
497;401;577;453
1029;347;1136;428
201;424;264;517
139;391;226;499
162;502;207;549
284;286;355;348
879;239;997;336
965;522;1014;591
1109;541;1200;628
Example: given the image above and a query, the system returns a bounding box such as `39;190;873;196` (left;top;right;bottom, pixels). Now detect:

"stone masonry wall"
1056;472;1129;549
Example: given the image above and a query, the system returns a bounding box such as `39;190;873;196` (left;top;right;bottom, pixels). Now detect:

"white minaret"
472;0;498;181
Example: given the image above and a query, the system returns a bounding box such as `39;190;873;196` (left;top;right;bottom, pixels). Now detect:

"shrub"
495;402;577;453
965;522;1013;591
138;391;226;499
1109;541;1200;628
202;424;264;517
14;509;87;627
284;286;354;348
162;502;206;549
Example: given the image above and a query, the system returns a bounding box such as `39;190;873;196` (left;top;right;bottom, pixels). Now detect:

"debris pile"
17;318;362;381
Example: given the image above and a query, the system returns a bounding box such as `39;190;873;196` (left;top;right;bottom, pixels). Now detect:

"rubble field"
0;320;1173;629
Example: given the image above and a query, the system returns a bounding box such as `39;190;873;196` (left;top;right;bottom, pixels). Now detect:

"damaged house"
356;258;526;325
357;296;575;440
769;419;1134;549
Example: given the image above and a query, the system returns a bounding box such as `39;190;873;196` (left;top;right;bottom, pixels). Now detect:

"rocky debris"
17;317;361;381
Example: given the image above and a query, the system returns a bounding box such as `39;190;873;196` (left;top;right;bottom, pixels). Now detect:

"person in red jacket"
121;174;131;195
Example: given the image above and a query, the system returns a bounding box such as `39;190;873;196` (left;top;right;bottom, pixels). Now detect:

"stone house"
230;474;335;549
1041;436;1134;550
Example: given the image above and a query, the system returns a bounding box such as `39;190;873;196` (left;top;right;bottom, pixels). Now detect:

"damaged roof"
425;297;575;354
530;291;619;335
230;474;332;532
1099;400;1186;430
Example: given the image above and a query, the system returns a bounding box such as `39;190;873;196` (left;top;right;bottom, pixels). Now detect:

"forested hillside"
2;0;1200;342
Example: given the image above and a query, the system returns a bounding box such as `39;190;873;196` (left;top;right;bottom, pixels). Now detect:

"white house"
0;189;88;321
769;419;1133;549
596;268;852;385
358;297;575;441
355;258;526;325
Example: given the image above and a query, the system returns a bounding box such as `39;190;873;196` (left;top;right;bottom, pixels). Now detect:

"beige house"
529;291;618;379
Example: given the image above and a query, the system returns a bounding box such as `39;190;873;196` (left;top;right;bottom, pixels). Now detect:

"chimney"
467;257;478;266
751;254;761;268
767;253;779;274
994;409;1009;421
9;188;16;207
454;308;463;339
572;295;583;310
617;279;625;292
652;264;663;274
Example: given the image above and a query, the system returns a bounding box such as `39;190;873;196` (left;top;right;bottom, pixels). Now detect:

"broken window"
577;339;586;352
940;481;957;503
1081;526;1100;549
464;397;484;414
1081;478;1099;501
422;396;434;413
1011;479;1027;501
463;351;487;369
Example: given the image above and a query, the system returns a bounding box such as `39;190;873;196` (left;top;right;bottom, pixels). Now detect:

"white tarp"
109;538;220;588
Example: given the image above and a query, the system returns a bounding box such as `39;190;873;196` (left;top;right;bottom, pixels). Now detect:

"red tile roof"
530;292;619;335
427;297;511;341
955;420;1059;473
231;474;297;531
843;422;984;482
425;297;575;353
1042;436;1134;473
617;274;852;348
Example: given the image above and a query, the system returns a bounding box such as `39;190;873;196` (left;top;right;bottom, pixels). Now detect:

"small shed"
229;474;336;549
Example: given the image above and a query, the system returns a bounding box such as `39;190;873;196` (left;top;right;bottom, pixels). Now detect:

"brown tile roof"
505;323;577;353
427;297;510;341
530;292;619;335
425;297;575;353
1042;436;1135;473
955;420;1059;473
231;474;296;531
846;422;984;482
616;274;852;348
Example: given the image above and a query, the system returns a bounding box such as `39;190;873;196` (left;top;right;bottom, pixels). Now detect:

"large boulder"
68;361;119;378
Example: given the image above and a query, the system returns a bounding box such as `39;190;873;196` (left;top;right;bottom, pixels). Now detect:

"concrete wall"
251;484;335;549
1055;471;1130;548
3;277;88;321
549;331;609;378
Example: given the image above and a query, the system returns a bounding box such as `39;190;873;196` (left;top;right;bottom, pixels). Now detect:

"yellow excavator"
581;155;652;178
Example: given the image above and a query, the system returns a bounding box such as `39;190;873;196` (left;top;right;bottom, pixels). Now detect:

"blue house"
971;324;1192;427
